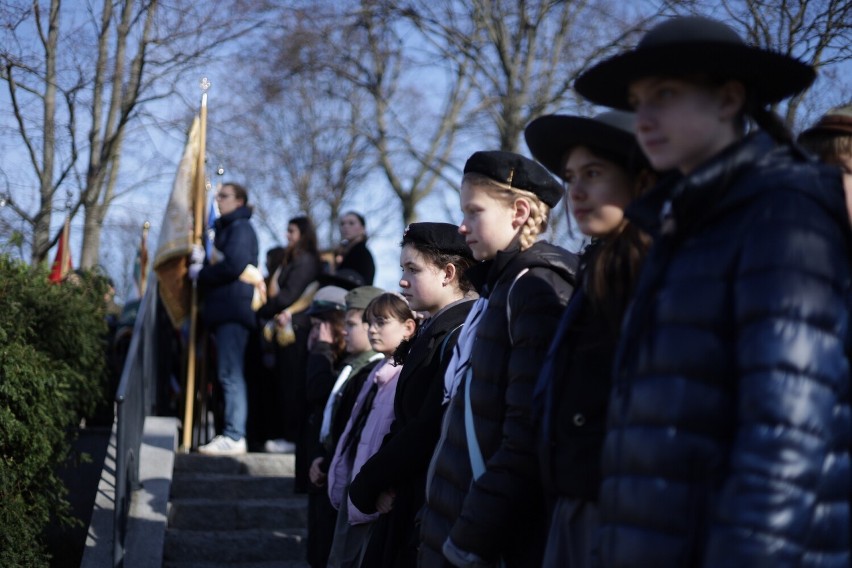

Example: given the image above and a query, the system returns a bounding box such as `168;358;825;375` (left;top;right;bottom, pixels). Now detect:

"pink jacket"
327;358;402;524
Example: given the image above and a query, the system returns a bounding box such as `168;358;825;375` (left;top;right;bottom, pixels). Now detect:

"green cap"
345;285;385;311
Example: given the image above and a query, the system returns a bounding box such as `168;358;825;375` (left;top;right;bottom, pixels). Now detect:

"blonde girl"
420;151;578;568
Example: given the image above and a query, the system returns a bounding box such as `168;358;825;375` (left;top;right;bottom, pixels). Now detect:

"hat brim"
800;116;852;138
317;272;363;291
525;115;637;178
575;42;815;110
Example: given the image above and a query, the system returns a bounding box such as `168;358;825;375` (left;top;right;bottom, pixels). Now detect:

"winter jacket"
337;238;375;285
420;242;578;567
327;359;402;525
198;205;259;329
348;299;474;567
256;250;321;319
534;283;617;501
599;132;852;568
299;341;342;494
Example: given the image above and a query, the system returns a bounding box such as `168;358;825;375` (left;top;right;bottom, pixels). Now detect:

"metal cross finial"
200;77;211;92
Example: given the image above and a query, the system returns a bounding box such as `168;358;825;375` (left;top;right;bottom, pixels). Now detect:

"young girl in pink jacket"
326;293;417;567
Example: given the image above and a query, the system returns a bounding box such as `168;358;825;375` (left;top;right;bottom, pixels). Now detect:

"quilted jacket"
599;133;852;567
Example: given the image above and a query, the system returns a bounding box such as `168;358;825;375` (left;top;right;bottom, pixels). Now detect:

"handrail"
112;279;159;567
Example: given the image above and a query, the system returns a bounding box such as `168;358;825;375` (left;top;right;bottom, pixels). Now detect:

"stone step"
174;453;296;476
162;528;307;564
168;497;308;530
165;452;308;565
170;473;298;500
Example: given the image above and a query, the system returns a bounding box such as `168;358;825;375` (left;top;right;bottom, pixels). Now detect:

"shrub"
0;256;109;566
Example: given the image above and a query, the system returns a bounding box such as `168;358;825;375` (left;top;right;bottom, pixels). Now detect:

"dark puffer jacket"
600;132;852;568
419;242;577;567
198;205;259;329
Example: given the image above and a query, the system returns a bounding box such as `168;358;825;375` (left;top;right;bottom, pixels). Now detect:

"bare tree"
225;6;375;249
0;0;266;267
397;0;659;152
331;2;477;225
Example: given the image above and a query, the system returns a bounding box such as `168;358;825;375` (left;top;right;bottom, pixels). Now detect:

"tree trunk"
32;0;61;265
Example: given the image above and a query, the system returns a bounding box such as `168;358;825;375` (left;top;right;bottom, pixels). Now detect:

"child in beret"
419;151;579;568
348;222;477;566
574;15;852;567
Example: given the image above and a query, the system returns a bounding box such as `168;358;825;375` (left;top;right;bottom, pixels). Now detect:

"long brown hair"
285;216;319;264
579;145;654;336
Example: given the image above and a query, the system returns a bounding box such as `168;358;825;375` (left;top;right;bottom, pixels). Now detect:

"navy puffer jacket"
600;132;852;567
419;242;577;567
197;205;259;329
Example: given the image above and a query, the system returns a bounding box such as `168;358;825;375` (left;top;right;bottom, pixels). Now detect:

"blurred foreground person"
575;16;852;567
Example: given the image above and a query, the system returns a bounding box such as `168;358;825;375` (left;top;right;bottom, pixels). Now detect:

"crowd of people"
186;15;852;568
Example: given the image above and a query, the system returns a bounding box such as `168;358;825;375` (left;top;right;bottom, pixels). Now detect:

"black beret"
402;222;473;259
463;150;563;207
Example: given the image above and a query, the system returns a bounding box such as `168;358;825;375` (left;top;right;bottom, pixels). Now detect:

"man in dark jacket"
190;182;259;456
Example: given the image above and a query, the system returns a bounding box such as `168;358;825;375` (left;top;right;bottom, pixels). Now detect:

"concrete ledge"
81;416;179;568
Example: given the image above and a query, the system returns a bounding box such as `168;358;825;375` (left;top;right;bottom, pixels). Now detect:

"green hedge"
0;255;109;566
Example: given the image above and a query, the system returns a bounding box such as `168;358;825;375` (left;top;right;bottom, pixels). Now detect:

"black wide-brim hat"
575;16;815;110
524;111;637;179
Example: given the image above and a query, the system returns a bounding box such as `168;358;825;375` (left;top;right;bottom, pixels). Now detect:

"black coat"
599;133;852;567
337;239;376;285
198;205;258;329
348;299;474;567
533;254;617;501
420;242;578;568
299;341;342;494
256;251;321;319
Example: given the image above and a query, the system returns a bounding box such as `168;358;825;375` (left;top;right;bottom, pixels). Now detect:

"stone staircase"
163;453;310;568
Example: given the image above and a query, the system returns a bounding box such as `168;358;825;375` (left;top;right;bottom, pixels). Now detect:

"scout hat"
800;103;852;139
524;111;638;179
464;150;563;207
345;285;385;311
306;285;348;316
575;16;815;111
402;222;474;259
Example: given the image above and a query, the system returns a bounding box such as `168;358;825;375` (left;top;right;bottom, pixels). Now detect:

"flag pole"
59;214;70;278
139;221;150;297
181;79;209;452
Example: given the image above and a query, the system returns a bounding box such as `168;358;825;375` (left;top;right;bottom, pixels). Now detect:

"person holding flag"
188;181;259;456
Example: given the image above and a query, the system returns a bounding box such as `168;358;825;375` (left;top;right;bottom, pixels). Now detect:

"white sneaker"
264;438;296;453
198;435;247;456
